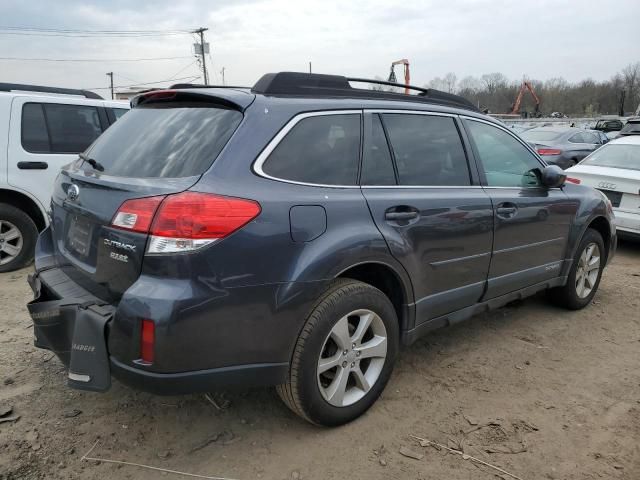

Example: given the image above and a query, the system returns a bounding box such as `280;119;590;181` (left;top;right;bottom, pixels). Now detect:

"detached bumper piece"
27;271;114;392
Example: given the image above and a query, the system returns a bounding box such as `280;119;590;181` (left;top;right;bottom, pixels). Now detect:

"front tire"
0;203;38;273
277;279;399;426
548;228;605;309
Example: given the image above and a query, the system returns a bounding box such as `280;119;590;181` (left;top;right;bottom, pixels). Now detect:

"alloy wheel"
317;309;387;407
575;242;600;299
0;220;23;266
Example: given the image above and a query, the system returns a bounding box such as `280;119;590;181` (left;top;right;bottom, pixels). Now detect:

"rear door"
463;118;578;299
8;97;106;210
361;111;493;323
49;93;245;302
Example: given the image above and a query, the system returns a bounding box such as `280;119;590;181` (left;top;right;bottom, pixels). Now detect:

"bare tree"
443;72;457;93
621;62;640;113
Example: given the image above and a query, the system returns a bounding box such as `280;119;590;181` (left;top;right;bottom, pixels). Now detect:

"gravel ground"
1;240;639;480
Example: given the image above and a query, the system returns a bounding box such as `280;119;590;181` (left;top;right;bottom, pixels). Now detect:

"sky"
1;0;639;97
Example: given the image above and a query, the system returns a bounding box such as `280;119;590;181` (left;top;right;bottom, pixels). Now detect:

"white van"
0;83;129;272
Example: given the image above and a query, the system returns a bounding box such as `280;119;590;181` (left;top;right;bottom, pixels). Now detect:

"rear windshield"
84;105;242;178
521;130;563;142
581;144;640;171
620;121;640;135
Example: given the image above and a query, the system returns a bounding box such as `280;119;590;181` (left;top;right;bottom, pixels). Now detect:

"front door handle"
385;211;419;221
17;161;48;170
496;202;518;219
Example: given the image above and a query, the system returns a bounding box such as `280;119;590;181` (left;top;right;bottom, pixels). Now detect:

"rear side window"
381;114;470;186
21;102;103;154
262;114;361;185
112;108;128;120
85;105;242;178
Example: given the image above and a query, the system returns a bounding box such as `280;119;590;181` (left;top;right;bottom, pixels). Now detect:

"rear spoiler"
130;88;255;112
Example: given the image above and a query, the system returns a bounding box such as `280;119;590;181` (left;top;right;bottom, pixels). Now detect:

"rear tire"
548;228;605;309
277;279;399;426
0;203;38;273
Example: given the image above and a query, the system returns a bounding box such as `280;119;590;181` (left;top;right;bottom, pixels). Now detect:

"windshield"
619;122;640;135
84;105;242;178
521;130;563;142
581;144;640;171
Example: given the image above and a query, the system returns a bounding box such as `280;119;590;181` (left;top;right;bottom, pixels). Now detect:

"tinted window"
21;103;50;153
361;115;396;185
582;144;640;171
43;104;102;153
86;105;242;178
262;114;360;185
620;121;640;135
113;108;128;120
381;114;470;186
466;120;542;188
521;130;563;142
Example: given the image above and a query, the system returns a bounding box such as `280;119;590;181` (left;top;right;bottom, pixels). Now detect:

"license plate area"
66;216;93;258
598;189;622;208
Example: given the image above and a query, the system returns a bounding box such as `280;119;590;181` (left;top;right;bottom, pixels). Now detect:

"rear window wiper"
78;152;104;172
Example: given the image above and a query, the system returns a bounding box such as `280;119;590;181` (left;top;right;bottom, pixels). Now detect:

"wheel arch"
336;260;414;332
0;187;47;231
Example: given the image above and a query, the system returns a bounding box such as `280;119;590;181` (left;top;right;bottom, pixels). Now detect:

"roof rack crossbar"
0;82;103;99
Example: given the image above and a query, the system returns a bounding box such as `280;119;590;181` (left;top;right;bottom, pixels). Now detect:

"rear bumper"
28;226;325;394
614;209;640;238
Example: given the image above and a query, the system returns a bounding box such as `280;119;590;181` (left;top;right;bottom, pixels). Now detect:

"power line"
0;56;193;63
0;26;193;37
86;75;200;91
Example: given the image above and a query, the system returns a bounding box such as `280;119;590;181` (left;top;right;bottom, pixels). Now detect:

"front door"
361;112;494;323
463;118;578;299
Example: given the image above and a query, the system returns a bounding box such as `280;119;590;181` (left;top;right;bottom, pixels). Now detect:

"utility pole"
193;27;209;85
220;67;225;86
106;72;114;99
309;62;312;73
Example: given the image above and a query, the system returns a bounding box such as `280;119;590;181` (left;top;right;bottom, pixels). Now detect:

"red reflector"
566;177;581;184
537;148;562;156
150;192;261;239
111;196;166;233
140;319;155;363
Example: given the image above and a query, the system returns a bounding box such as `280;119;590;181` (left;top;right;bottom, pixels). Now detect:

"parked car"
566;135;640;239
520;127;605;169
0;83;129;272
618;117;640;136
593;117;624;134
27;72;616;426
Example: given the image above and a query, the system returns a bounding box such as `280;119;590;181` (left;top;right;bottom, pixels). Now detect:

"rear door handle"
17;161;48;170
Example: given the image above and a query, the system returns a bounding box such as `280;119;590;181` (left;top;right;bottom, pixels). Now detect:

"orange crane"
510;80;541;116
388;59;410;94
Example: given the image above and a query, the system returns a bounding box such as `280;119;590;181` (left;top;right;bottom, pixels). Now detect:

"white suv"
0;83;129;271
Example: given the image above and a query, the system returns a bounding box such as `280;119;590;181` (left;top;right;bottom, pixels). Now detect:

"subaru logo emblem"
67;184;80;201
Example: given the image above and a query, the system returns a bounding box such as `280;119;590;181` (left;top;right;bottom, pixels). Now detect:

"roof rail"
251;72;478;112
0;82;103;99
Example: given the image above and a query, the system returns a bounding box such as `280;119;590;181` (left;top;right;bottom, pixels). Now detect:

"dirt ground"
1;241;639;480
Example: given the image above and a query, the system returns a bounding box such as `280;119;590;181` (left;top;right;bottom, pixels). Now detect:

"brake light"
140;319;155;364
537;148;562;156
112;196;165;233
566;177;581;184
112;192;260;254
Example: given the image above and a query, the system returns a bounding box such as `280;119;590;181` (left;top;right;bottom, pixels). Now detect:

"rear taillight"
140;319;155;364
537;148;562;156
111;192;261;254
112;196;166;233
566;177;581;184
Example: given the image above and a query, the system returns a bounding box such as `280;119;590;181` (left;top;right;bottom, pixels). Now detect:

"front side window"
113;108;128;120
381;114;470;186
466;120;542;188
262;114;361;185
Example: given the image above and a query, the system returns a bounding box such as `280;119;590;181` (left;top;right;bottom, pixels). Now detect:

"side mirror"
541;165;567;188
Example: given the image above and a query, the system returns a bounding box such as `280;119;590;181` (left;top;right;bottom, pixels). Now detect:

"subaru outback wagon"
28;72;616;426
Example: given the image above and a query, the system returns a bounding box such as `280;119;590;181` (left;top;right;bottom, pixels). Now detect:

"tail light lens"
537;148;562;156
140;319;155;364
112;196;166;233
111;192;261;254
566;177;581;184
